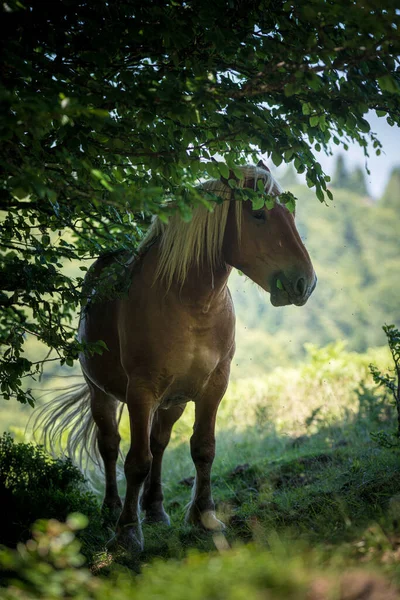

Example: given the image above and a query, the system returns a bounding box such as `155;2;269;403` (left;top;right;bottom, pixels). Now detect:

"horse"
34;163;316;552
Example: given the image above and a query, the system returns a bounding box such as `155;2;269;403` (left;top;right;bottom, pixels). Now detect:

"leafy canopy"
1;0;400;404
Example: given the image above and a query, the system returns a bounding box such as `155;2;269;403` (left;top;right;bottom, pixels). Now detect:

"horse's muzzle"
270;272;317;307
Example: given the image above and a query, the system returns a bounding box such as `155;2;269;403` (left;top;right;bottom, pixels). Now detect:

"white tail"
31;382;101;472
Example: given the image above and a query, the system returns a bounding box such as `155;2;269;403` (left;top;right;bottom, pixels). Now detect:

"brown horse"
35;164;316;551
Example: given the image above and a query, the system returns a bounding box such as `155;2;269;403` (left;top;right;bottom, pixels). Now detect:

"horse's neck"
140;240;232;309
178;261;233;309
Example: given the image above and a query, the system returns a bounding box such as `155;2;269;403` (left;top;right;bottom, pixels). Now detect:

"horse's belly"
159;394;189;410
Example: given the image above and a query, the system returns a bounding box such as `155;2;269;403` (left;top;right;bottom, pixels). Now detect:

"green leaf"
285;198;296;213
280;192;297;213
13;187;30;200
257;179;265;192
96;340;109;350
218;162;230;179
284;83;298;97
231;166;245;180
378;75;400;94
91;169;104;180
358;118;370;133
271;152;282;167
265;197;275;210
205;162;218;179
88;108;110;118
284;149;294;161
251;195;265;210
306;177;314;188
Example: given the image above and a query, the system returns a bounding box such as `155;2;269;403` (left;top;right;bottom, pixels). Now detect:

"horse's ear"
257;159;270;172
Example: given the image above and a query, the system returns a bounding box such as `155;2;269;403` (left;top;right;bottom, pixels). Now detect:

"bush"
0;433;104;558
369;324;400;439
0;515;101;599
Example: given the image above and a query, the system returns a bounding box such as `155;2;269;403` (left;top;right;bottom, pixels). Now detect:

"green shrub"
369;324;400;440
0;515;101;599
0;433;105;558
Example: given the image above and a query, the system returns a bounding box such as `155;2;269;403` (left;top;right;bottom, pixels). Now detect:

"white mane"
139;165;282;288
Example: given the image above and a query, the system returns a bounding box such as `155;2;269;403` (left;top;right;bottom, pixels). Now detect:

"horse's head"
223;167;317;307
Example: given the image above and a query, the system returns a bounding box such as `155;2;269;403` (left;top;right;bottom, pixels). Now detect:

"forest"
2;0;400;598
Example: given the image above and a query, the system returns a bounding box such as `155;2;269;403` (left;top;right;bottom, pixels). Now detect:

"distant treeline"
231;160;400;376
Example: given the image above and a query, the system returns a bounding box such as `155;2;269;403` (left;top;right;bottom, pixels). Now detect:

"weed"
370;324;400;438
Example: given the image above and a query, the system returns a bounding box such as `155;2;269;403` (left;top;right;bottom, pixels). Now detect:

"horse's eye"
253;210;265;221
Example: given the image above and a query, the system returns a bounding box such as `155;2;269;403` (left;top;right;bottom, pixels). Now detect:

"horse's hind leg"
114;385;156;551
89;384;122;522
141;404;186;525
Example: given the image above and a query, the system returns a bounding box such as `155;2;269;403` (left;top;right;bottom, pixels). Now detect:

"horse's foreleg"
89;385;122;522
114;388;155;552
186;364;229;531
141;404;186;525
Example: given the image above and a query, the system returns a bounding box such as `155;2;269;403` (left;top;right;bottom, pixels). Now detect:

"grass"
131;422;400;561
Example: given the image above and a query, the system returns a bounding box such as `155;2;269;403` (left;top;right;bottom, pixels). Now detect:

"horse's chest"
158;336;231;407
175;337;221;381
185;343;220;377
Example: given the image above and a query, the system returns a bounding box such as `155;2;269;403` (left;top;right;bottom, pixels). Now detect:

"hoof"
143;508;171;526
107;525;144;553
186;509;225;531
102;501;122;525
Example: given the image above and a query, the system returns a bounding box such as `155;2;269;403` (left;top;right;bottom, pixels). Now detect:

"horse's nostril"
295;277;306;297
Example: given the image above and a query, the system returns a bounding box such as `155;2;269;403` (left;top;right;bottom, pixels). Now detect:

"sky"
314;111;399;199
